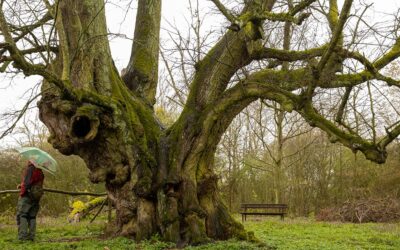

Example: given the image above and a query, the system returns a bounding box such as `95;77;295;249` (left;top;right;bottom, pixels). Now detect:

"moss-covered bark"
122;0;161;106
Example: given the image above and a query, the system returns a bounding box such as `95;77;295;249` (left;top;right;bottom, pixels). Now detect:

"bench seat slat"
241;204;287;208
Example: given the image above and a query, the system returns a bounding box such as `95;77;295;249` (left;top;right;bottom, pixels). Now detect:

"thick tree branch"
46;0;70;81
249;0;315;26
0;2;132;112
180;1;281;115
256;45;327;61
122;0;161;106
317;0;353;72
197;80;300;155
233;44;400;94
247;40;400;91
297;101;387;163
291;0;316;15
379;122;400;148
210;0;237;25
0;46;58;63
282;0;293;70
373;37;400;70
254;11;311;25
324;47;400;88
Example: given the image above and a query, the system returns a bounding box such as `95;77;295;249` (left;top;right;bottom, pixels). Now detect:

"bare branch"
0;3;66;91
210;0;237;25
317;0;353;72
0;188;106;196
0;91;41;140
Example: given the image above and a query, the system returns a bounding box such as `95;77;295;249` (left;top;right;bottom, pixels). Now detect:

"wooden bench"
240;203;288;222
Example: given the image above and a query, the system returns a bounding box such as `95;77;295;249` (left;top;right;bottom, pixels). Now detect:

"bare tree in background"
1;0;400;245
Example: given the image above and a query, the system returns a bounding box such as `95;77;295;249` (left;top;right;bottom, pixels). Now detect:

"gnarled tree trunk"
37;0;253;245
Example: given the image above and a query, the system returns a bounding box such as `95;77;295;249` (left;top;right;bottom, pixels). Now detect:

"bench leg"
280;214;284;221
242;214;244;223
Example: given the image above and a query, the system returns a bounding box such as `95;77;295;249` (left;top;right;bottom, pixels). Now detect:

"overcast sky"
0;0;399;146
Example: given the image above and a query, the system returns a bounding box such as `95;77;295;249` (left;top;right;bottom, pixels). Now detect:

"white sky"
0;0;399;146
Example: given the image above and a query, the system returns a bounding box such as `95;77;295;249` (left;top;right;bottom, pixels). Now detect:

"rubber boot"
18;215;30;241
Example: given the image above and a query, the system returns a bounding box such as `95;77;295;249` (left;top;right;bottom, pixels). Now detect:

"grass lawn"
245;217;400;249
0;216;399;249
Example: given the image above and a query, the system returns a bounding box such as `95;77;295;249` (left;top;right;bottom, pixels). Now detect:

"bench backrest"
241;203;288;212
241;203;287;208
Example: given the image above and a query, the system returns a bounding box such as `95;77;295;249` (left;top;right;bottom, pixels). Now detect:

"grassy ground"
248;217;400;249
1;216;399;249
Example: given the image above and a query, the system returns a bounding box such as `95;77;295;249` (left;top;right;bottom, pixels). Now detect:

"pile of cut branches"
317;197;400;223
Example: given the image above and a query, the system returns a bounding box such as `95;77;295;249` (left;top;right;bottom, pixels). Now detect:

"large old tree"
2;0;400;245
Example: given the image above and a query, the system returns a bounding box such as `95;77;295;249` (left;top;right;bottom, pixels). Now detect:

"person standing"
16;161;44;241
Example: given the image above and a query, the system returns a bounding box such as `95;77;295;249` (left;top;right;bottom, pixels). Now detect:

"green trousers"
16;196;40;241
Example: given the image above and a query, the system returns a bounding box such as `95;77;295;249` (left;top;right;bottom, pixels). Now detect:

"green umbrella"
16;147;57;175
